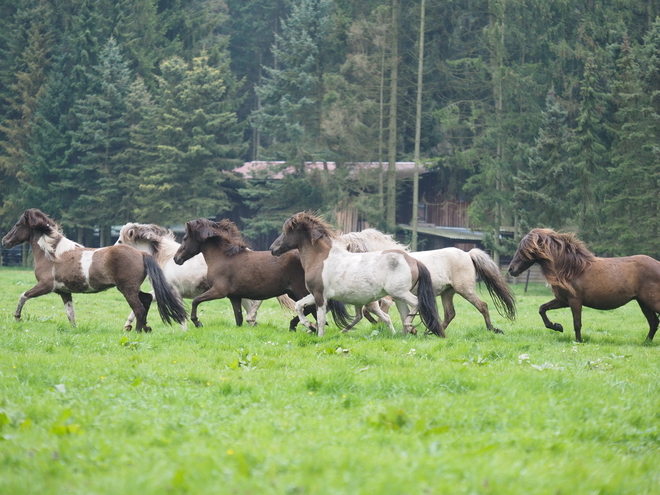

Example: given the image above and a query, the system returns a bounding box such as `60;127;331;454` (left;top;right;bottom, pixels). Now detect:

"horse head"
508;228;594;292
116;223;174;256
2;209;56;249
270;212;334;256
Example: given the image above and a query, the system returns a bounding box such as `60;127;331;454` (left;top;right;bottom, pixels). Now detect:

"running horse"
116;222;296;330
270;212;442;337
508;228;660;342
340;228;516;335
1;209;186;332
172;218;349;331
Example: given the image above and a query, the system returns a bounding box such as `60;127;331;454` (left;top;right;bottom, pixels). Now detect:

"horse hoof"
194;320;203;328
493;328;504;334
553;323;563;333
410;328;418;336
144;326;152;333
124;325;132;332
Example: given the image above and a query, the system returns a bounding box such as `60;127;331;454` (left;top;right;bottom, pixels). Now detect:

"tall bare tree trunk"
386;0;399;230
411;0;425;251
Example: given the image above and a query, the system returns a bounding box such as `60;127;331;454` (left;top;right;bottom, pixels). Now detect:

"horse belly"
322;257;387;305
52;252;101;293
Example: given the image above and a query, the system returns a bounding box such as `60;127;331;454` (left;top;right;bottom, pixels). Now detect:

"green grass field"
0;267;658;494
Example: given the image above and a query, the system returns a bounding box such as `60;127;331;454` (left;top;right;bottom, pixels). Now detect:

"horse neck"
154;237;181;265
298;237;333;271
31;230;79;263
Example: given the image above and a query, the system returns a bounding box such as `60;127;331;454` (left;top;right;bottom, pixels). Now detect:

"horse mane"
520;228;595;293
186;218;249;256
120;223;177;260
340;228;408;253
26;209;81;261
283;212;337;243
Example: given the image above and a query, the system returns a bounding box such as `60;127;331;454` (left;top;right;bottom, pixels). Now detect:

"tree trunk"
386;0;399;230
411;0;425;251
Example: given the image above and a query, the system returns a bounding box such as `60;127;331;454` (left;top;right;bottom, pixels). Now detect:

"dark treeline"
1;0;659;256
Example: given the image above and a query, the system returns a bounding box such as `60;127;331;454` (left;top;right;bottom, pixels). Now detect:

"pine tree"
252;0;333;167
135;53;245;224
603;30;660;256
65;37;134;235
515;90;573;230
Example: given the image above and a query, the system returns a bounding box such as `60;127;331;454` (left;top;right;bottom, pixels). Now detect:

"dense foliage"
1;1;659;255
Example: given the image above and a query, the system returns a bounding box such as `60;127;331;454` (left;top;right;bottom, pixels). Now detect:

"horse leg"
568;299;583;342
138;291;154;332
393;298;416;336
362;303;378;324
190;287;228;328
244;299;261;326
118;289;148;332
340;305;365;333
457;287;502;334
439;290;456;335
638;301;659;341
315;302;328;337
14;282;54;321
288;304;316;332
361;302;396;333
59;293;76;327
294;294;316;333
230;297;244;326
539;298;568;333
123;290;156;331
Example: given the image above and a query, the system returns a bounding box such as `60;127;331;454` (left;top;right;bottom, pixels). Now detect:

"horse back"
569;255;660;309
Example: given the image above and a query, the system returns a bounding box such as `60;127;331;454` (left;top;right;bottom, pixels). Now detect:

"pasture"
0;267;658;494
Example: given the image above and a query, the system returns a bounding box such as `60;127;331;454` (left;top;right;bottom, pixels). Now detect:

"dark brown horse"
508;228;660;342
172;218;346;330
2;209;187;332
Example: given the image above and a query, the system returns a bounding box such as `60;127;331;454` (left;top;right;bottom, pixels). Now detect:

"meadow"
0;267;658;494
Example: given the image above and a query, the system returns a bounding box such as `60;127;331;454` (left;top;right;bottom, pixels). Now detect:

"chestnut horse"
270;212;442;337
116;222;296;330
173;218;348;330
508;228;660;342
2;209;186;332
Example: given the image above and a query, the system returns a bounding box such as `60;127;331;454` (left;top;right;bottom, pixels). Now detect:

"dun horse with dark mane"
508;228;660;342
2;209;187;332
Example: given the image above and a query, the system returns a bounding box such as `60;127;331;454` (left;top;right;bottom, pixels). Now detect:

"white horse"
116;223;295;330
270;212;442;337
339;228;516;335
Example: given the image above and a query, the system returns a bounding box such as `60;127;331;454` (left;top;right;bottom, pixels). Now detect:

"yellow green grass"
0;267;658;494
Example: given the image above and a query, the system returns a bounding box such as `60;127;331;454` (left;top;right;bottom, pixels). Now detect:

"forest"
0;0;659;257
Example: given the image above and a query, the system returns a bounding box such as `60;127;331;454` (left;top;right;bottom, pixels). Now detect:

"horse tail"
143;254;188;325
277;294;297;312
415;261;444;337
327;299;354;329
469;249;516;320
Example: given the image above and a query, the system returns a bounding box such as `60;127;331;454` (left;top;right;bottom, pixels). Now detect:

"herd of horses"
3;208;660;343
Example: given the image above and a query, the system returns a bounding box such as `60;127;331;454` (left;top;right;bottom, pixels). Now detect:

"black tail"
144;254;187;325
416;261;444;337
327;299;354;328
469;249;517;320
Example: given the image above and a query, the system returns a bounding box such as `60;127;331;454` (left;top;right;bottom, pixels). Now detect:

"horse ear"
310;227;324;244
126;228;136;240
25;209;49;231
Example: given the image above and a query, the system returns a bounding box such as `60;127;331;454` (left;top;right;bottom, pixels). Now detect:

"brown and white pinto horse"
172;218;347;331
270;212;442;337
2;209;187;332
508;228;660;342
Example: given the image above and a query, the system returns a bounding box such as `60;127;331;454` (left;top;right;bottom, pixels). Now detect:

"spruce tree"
135;53;245;224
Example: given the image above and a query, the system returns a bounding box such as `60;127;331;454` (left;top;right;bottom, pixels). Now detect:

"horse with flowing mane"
1;209;186;332
340;228;516;335
508;228;660;342
116;222;295;330
270;212;442;337
173;218;347;331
